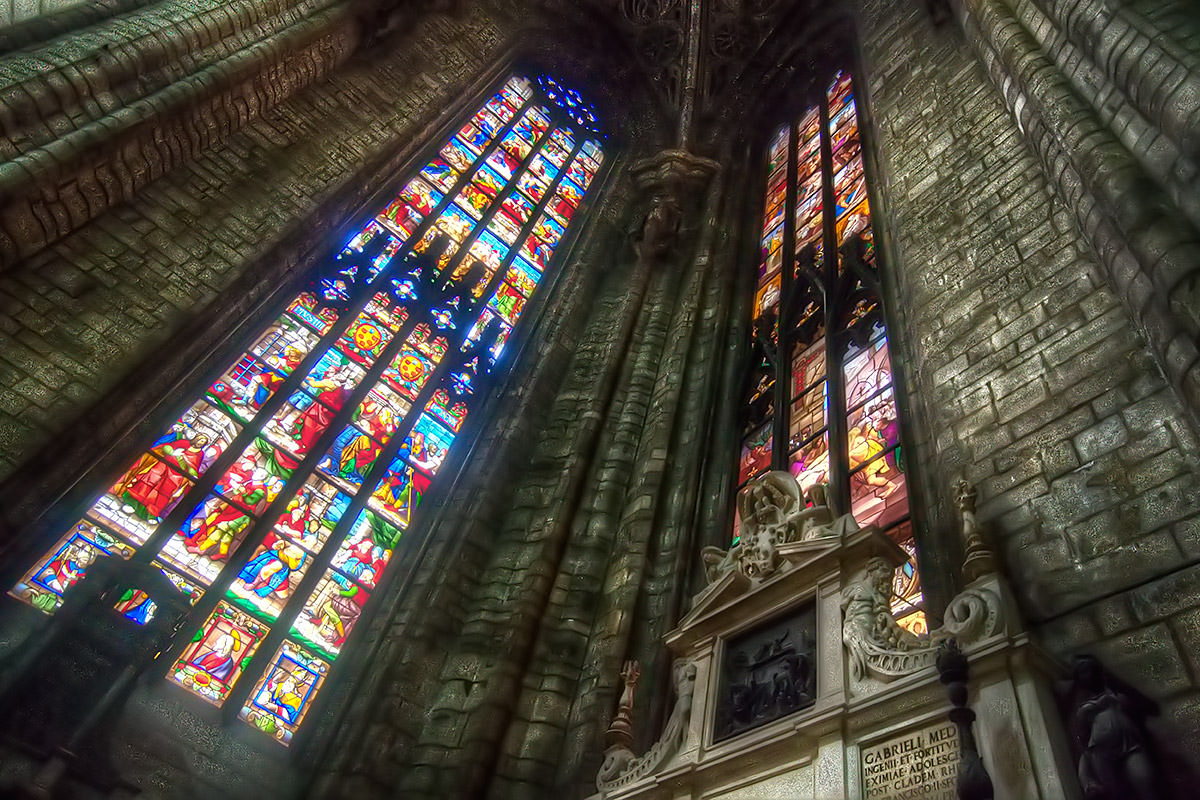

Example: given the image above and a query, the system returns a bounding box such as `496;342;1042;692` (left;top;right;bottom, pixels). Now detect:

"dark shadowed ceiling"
474;0;859;152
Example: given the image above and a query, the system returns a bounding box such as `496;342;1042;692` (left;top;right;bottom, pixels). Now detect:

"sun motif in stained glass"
396;355;426;383
353;322;383;352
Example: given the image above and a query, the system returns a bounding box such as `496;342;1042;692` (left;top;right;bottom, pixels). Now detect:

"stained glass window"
11;74;605;744
739;70;924;634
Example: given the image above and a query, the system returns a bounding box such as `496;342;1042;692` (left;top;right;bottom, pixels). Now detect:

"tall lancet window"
739;69;924;634
11;74;605;744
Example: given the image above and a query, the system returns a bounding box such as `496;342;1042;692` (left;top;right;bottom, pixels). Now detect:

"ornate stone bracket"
841;480;1007;694
596;659;698;794
629;149;719;264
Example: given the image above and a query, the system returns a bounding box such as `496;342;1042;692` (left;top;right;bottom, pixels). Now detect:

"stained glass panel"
406;413;454;476
12;522;136;613
420;158;458;193
228;530;315;620
269;476;351;553
846;387;899;453
739;421;772;486
789;433;830;496
207;314;322;423
291;570;370;660
329;509;401;590
848;449;907;528
165;494;258;584
240;641;330;745
369;454;428;529
789;388;827;450
318;423;388;492
13;73;605;745
170;602;269;704
843;331;893;409
97;457;195;542
505;258;541;297
791;339;825;397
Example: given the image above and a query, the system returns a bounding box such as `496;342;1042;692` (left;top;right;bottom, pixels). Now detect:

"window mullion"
772;122;799;471
819;87;851;518
428;102;553;286
399;94;531;253
221;265;506;716
158;265;433;684
123;249;393;570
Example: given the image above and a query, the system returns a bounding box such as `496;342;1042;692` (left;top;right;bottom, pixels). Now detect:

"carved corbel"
629;150;719;265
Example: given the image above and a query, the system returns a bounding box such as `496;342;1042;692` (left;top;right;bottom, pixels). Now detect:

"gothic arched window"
739;69;925;633
10;74;605;744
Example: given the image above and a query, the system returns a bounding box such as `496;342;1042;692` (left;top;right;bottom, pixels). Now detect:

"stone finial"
606;660;641;751
956;479;995;583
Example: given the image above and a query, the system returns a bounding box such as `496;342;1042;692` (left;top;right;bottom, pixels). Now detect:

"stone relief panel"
714;603;816;741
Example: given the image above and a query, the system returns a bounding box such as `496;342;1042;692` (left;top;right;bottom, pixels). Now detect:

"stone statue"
1063;654;1160;800
636;191;682;262
700;472;853;585
596;659;698;792
842;556;927;682
841;555;1003;688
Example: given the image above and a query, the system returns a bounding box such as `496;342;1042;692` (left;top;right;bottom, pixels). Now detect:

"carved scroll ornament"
841;555;1006;688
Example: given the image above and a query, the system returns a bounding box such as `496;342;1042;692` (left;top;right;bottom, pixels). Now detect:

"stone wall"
857;0;1200;777
1;0;89;27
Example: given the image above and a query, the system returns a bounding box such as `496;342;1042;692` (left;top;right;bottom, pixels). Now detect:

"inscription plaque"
861;720;959;800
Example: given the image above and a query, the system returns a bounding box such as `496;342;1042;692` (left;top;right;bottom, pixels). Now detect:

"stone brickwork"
1;0;89;27
857;0;1200;777
0;0;360;268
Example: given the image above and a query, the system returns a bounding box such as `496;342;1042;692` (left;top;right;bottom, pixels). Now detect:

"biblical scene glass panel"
12;74;605;742
740;70;924;633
